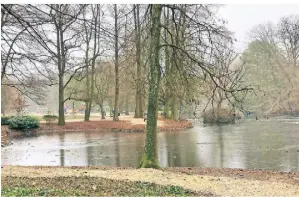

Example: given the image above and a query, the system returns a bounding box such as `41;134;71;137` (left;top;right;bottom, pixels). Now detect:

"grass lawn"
2;176;202;197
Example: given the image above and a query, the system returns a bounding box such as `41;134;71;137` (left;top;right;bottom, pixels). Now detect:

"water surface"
2;119;299;172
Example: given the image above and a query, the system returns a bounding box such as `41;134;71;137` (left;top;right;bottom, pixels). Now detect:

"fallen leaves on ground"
166;167;299;186
2;117;193;140
2;166;299;196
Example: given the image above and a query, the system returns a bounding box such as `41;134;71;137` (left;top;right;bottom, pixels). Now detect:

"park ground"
1;115;192;145
1;166;299;196
37;115;193;132
2;116;299;196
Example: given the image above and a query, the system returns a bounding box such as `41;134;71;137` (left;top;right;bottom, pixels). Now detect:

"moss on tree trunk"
139;4;162;169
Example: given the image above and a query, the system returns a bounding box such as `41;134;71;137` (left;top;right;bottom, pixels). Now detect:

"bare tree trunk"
164;9;171;119
1;87;6;116
99;102;105;119
140;4;162;169
169;5;186;121
84;55;91;121
141;78;146;113
172;97;179;121
141;53;147;113
56;11;65;126
87;65;95;120
108;97;113;117
133;4;143;118
125;93;129;115
58;74;65;125
84;5;100;122
113;4;120;121
164;99;171;118
72;101;76;118
216;99;222;120
84;46;90;121
84;101;90;121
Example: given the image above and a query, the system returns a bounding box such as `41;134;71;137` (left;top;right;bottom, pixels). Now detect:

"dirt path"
40;115;165;127
120;116;164;126
2;166;299;196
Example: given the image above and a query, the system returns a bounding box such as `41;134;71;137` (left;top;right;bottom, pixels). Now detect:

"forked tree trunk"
139;4;162;169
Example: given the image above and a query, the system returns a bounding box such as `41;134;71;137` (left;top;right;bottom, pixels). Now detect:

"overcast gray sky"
218;4;299;52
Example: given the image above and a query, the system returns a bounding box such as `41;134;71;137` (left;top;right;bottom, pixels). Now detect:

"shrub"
43;115;58;119
43;115;58;125
203;108;235;124
8;116;40;131
1;116;14;125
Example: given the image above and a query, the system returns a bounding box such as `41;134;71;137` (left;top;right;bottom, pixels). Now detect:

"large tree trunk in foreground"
140;4;162;169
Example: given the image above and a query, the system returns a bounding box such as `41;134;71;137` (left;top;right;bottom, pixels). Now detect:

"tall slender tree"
82;5;103;121
133;4;144;118
113;4;120;121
